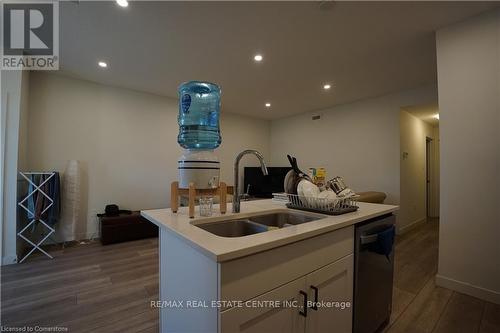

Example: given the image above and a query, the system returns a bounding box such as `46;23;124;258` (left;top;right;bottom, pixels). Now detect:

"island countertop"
141;199;398;262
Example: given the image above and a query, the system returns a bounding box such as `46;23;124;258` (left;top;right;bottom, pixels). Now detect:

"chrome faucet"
233;150;268;213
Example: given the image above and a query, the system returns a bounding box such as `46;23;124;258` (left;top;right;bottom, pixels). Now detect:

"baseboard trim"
2;255;18;266
53;231;97;243
398;217;426;235
436;274;500;305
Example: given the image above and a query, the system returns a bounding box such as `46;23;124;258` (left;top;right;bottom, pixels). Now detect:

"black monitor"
243;167;292;198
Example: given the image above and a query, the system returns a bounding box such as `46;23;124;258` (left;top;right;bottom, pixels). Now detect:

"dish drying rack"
273;192;359;215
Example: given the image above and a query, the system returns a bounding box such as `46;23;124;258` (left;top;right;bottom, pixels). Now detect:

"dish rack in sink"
272;192;359;215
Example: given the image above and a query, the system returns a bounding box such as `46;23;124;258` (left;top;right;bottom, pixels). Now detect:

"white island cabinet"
221;253;353;333
141;199;398;333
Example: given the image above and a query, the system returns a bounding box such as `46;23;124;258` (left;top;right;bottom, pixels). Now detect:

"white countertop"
141;199;398;262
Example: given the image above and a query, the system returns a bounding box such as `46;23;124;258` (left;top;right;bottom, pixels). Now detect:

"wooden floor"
384;219;500;333
1;238;160;332
1;219;499;332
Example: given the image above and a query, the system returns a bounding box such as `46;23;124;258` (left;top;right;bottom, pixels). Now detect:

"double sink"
194;211;323;238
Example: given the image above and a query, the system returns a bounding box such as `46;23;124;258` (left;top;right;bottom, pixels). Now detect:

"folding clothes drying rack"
17;172;56;263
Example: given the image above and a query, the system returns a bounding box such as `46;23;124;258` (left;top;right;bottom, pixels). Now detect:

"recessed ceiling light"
254;54;263;62
98;61;108;68
323;84;331;90
265;103;271;108
433;114;440;120
116;0;128;7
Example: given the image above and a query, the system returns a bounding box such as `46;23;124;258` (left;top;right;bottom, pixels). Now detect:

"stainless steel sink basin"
248;212;322;228
196;219;268;238
194;211;324;237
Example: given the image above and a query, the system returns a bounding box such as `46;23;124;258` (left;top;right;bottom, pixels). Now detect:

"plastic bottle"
177;81;221;150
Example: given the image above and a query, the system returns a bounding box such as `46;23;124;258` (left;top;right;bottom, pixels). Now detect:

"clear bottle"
177;81;222;150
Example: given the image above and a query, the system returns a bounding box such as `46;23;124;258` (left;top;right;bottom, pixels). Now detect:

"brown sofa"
356;191;387;204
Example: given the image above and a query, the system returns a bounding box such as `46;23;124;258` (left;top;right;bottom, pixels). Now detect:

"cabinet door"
306;254;354;333
220;277;307;333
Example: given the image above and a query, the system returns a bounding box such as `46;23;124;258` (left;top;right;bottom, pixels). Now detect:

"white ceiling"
405;103;440;126
59;1;497;120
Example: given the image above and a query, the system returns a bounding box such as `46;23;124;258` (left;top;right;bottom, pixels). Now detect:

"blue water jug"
177;81;222;150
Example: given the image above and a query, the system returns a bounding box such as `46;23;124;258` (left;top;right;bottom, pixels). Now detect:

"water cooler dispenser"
177;81;222;189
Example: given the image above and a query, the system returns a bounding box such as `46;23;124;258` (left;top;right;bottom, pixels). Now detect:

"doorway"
426;137;433;217
400;104;440;233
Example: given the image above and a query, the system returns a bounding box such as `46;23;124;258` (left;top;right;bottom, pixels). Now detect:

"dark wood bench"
100;211;158;245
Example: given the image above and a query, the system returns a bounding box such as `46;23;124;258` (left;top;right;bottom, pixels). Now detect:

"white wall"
436;9;500;304
399;110;436;232
27;73;270;239
1;70;30;265
17;71;30;256
269;85;437;230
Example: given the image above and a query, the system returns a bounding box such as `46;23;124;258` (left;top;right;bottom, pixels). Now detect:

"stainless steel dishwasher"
353;214;396;333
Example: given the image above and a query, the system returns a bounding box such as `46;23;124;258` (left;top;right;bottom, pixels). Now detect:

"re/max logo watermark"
1;1;59;70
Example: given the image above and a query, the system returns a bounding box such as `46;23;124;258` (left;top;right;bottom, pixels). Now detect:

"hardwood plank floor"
385;277;453;333
1;218;499;332
385;218;500;333
433;292;484;333
480;302;500;333
1;238;159;332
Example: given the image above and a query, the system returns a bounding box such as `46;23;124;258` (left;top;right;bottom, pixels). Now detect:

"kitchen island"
142;199;398;333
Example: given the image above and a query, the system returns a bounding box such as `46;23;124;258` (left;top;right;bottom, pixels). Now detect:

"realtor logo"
1;1;59;70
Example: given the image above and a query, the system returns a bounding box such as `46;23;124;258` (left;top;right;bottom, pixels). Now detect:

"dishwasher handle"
360;224;394;245
360;234;378;245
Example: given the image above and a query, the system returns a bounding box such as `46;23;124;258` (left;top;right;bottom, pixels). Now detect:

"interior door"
220;276;307;333
305;254;354;333
426;137;432;217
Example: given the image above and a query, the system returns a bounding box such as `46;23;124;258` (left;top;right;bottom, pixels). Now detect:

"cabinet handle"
310;285;319;311
299;290;308;317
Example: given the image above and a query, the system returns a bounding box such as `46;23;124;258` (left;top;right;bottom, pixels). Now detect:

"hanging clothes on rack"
25;173;61;225
27;174;37;219
47;172;60;226
34;174;47;219
18;171;61;263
